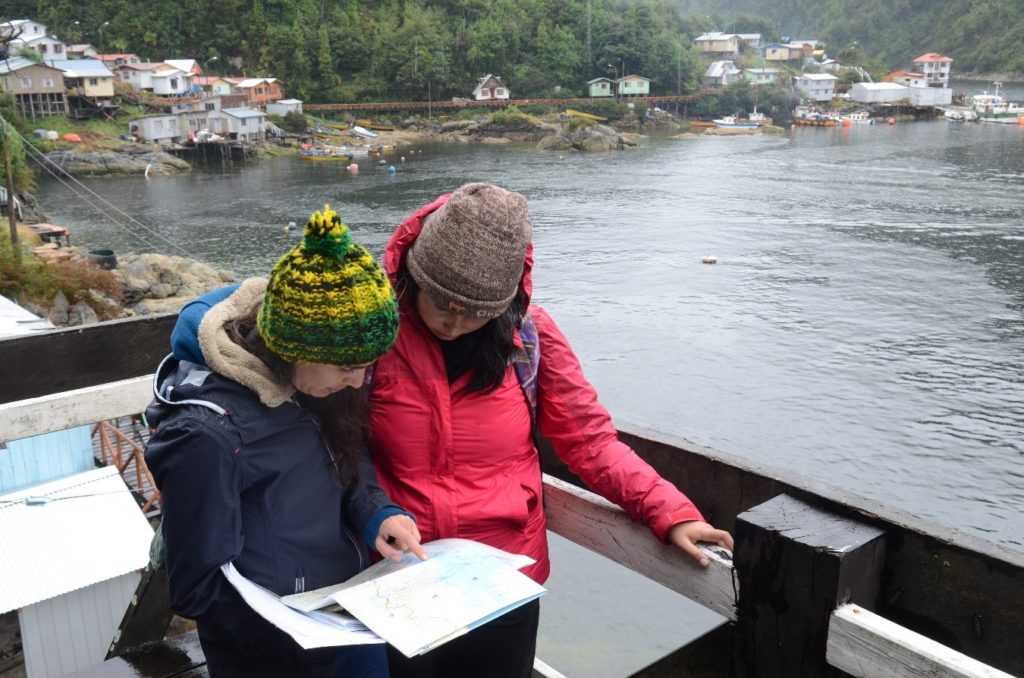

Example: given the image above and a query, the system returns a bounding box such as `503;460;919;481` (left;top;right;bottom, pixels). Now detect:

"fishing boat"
298;145;354;162
350;125;380;139
713;115;760;129
793;106;838;127
841;111;873;125
355;119;395;131
687;120;718;129
971;82;1024;124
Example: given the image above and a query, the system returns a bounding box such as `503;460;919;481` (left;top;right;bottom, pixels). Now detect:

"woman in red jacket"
372;182;733;678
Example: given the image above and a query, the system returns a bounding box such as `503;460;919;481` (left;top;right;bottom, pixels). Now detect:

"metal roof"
0;294;53;338
222;107;266;118
0;466;153;613
0;56;61;74
45;59;114;78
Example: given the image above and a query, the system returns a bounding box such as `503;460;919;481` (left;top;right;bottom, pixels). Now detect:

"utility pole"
2;117;22;269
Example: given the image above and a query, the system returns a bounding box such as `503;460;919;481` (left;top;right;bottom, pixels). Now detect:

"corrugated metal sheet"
20;572;140;678
0;466;153;614
0;426;96;493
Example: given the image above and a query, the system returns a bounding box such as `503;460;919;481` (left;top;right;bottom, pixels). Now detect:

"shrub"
0;232;123;319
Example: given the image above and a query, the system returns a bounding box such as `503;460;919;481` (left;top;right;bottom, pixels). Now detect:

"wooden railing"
2;318;1022;677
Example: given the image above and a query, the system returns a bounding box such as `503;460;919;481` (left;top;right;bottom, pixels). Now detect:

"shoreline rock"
44;145;191;177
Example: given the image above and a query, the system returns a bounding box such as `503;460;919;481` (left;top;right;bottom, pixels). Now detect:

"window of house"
20;77;32;88
170;78;178;89
240;118;247;126
205;103;215;111
38;44;47;53
89;78;98;85
495;88;505;96
54;44;63;53
170;120;177;131
42;77;54;88
122;72;130;80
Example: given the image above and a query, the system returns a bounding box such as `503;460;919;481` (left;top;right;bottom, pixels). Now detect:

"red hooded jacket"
370;195;704;583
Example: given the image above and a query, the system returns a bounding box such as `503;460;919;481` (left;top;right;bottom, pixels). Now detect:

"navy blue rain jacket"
144;355;398;622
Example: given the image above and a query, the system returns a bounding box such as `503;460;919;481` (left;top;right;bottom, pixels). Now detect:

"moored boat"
971;82;1024;124
298;145;354;162
713;115;760;128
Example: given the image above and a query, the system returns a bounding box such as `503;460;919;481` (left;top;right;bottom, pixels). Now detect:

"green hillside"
3;0;1019;104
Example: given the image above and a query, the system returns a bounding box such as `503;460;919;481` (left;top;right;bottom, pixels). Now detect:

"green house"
587;77;616;97
616;75;650;96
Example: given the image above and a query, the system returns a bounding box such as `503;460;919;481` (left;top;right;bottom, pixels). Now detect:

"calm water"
36;82;1024;675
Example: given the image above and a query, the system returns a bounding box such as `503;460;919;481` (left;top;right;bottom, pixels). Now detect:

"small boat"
350;125;380;139
355;119;395;131
713;115;760;128
944;110;965;122
299;146;354;162
841;111;874;125
793;106;838;127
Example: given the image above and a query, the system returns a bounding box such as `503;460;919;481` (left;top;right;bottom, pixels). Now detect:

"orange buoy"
887;118;895;125
842;118;851;127
348;163;359;173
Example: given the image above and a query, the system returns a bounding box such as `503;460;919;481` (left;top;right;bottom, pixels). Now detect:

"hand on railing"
667;520;734;568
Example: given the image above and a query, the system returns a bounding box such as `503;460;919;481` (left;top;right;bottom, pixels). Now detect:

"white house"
164;58;202;75
472;74;509;101
266;98;303;116
221;107;267;141
67;43;98;59
129;114;181;144
850;82;908;104
150;65;192;96
795;73;838;101
117;62;165;91
913;53;953;88
2;19;67;59
703;60;742;87
0;467;153;678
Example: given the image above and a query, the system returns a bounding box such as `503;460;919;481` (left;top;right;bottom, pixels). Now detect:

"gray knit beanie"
407;183;532;318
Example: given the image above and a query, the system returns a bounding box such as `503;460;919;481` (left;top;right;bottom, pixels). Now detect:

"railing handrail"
2;378;1015;677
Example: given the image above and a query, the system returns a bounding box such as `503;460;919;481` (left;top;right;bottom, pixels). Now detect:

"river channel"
36;80;1024;675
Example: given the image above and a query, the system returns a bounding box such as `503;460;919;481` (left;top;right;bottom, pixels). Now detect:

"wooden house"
193;76;234;96
616;75;649;97
150;65;193;96
0;56;68;117
46;59;115;98
703;61;741;88
743;67;780;85
234;78;283;106
116;62;165;92
3;19;68;60
472;74;509;101
96;53;140;67
695;32;740;57
795;73;837;101
221;107;267;142
913;53;953;88
586;77;615;98
129;114;181;144
266;98;303;116
164;59;203;76
67;43;98;59
885;70;928;88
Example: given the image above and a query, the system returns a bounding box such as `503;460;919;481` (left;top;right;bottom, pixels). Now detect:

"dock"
1;315;1022;677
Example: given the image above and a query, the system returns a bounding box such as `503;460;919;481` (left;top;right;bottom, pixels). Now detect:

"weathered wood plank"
0;376;152;442
0;313;175;404
827;604;1013;678
732;493;886;677
542;473;737;622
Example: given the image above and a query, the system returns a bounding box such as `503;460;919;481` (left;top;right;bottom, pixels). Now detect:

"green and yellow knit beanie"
257;204;399;366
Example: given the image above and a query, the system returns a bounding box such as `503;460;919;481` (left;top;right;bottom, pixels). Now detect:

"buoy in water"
701;255;718;265
400;156;406;162
348;163;359;173
388;165;396;174
284;220;297;232
887;118;895;125
378;158;387;165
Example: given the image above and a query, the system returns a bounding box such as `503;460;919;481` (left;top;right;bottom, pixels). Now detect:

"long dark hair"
226;301;368;483
398;273;527;393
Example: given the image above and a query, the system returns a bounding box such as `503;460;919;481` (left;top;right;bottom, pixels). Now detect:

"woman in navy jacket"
144;205;424;677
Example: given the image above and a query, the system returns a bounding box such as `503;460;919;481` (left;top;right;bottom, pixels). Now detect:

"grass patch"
1;228;123;319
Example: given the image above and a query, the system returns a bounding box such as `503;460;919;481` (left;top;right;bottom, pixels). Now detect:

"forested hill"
4;0;1021;104
673;0;1024;76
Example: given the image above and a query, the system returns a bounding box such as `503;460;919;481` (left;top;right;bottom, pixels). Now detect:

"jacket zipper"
311;415;366;571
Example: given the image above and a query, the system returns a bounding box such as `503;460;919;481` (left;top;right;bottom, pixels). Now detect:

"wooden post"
732;493;886;677
1;117;21;268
